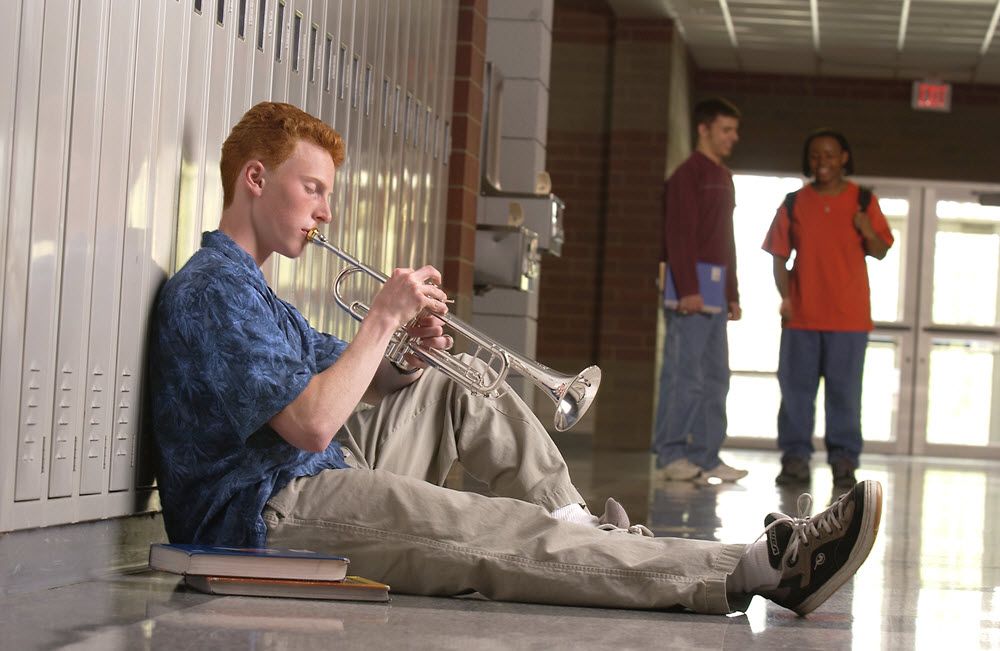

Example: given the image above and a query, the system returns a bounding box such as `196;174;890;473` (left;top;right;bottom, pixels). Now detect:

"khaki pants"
264;360;745;613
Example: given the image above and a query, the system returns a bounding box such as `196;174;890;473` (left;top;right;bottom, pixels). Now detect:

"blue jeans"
776;329;868;467
652;309;730;470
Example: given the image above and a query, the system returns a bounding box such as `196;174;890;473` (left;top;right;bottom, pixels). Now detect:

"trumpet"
305;228;601;432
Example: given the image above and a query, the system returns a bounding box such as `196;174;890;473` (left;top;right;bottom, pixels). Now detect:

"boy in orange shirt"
762;129;894;489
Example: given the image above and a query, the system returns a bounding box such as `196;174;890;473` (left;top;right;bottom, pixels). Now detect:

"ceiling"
607;0;1000;84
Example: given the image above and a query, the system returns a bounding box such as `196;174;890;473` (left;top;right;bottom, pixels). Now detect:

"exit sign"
912;81;952;112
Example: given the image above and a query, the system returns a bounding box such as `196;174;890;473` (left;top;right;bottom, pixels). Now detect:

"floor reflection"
3;448;999;650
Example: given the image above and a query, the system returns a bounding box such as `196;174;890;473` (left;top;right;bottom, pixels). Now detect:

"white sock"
550;503;598;527
727;539;781;594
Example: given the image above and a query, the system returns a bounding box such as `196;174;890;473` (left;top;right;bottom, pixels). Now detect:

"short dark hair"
692;97;741;129
801;128;854;177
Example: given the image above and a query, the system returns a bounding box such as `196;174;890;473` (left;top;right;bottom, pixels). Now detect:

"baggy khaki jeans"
263;358;745;613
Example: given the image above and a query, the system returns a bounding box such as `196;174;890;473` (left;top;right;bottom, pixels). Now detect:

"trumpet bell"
509;353;601;432
552;365;602;432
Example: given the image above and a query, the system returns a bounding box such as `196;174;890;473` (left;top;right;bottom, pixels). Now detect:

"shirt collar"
201;230;262;272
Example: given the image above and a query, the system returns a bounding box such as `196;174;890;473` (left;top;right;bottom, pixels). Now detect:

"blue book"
663;262;726;314
149;543;349;581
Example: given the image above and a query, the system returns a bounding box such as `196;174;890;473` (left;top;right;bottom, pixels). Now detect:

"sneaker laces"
759;492;848;565
597;522;655;537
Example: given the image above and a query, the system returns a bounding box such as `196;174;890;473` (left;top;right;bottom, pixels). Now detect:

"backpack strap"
857;185;873;212
783;190;798;217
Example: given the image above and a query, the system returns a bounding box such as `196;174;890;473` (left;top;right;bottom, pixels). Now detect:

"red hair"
220;102;346;207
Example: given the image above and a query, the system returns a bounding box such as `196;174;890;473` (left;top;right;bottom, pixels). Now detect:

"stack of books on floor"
148;543;389;602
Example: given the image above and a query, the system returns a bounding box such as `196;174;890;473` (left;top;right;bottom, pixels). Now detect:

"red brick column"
592;18;673;449
542;2;675;449
444;0;487;320
539;0;614;411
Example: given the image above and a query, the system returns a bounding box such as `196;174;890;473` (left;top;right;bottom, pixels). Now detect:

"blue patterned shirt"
150;230;349;546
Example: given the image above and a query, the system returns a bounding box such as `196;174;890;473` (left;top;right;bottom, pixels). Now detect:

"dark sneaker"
831;459;857;489
776;457;811;485
597;498;654;537
760;479;883;615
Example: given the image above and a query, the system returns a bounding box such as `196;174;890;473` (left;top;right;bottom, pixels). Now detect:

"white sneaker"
655;458;702;481
698;461;748;483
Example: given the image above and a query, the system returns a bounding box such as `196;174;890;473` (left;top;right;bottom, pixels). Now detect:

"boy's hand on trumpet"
402;314;454;369
370;265;449;330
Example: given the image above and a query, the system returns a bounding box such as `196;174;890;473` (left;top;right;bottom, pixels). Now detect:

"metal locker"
131;0;190;496
293;0;327;325
50;0;111;500
230;0;256;132
268;0;298;306
81;3;138;502
175;2;216;271
387;1;410;274
80;0;140;503
332;0;354;251
13;0;78;505
312;0;342;335
319;0;341;129
304;3;325;117
270;0;291;103
396;0;421;268
285;0;308;109
108;0;170;494
0;0;24;529
285;0;313;317
358;0;384;274
0;0;23;344
373;2;398;278
250;0;275;106
412;1;433;268
432;0;459;269
201;0;236;238
0;0;35;517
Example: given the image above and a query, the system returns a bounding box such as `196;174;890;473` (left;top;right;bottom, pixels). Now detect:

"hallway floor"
3;446;999;650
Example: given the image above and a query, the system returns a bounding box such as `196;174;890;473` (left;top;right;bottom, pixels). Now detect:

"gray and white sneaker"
759;479;883;615
597;497;654;537
697;461;749;483
655;458;701;481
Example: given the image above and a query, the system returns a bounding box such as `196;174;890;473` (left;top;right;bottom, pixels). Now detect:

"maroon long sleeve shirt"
663;151;739;305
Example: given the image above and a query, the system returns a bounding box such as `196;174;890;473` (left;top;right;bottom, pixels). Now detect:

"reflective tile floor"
3;447;1000;650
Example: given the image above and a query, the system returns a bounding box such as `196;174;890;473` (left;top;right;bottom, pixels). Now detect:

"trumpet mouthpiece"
306;228;323;242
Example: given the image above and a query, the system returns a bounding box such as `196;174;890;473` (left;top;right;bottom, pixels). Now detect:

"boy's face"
807;135;849;185
252;139;336;260
699;115;740;161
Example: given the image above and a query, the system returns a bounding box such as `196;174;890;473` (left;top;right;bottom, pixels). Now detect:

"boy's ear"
244;160;266;196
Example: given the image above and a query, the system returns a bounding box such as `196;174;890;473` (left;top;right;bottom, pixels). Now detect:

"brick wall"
444;0;487;321
698;71;1000;182
539;0;613;381
542;1;675;448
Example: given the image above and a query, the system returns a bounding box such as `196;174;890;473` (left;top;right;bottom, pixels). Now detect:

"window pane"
932;201;1000;327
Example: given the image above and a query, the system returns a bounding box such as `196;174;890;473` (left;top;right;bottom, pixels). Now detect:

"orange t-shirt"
761;182;894;332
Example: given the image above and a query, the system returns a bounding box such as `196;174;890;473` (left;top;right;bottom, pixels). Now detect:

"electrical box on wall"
474;225;540;291
479;190;564;256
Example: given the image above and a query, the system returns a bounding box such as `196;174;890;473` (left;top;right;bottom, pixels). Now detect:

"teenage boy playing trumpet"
150;101;883;616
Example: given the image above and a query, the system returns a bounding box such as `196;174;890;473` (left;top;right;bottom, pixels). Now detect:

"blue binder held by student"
662;262;726;314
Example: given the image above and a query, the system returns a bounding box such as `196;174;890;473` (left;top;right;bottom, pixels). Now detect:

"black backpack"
783;185;873;218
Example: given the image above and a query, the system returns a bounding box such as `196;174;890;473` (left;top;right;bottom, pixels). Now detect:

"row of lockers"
0;0;459;532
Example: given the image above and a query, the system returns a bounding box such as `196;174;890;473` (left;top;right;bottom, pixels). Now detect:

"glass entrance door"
911;186;1000;458
724;174;1000;460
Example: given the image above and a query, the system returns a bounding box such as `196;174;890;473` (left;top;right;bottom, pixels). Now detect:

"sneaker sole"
793;480;883;616
697;471;748;484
